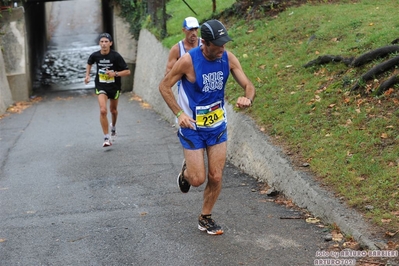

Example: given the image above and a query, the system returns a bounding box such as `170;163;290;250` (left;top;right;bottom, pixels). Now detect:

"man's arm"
84;64;92;84
165;44;180;76
118;69;131;77
159;53;196;129
227;51;256;108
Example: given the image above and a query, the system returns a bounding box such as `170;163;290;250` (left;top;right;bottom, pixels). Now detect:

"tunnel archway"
22;0;114;93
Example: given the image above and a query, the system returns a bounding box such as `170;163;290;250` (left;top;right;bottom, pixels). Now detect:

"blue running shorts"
178;125;227;150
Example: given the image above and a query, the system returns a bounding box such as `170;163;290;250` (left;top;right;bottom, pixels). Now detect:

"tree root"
375;73;399;95
303;55;354;68
351;55;399;91
350;45;399;67
304;41;399;94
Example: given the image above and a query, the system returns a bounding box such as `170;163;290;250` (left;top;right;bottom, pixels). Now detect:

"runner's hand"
178;112;196;129
236;96;252;108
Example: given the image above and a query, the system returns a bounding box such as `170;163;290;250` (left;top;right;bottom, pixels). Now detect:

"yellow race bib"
98;69;115;83
196;101;225;128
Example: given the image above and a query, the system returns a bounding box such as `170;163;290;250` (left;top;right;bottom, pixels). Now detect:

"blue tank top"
180;47;230;131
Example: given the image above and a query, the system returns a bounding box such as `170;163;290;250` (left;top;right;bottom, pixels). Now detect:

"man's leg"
183;148;206;187
97;94;109;135
202;141;227;215
109;98;119;128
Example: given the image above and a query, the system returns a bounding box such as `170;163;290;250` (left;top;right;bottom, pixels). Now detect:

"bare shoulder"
226;50;241;69
175;52;193;70
169;43;180;57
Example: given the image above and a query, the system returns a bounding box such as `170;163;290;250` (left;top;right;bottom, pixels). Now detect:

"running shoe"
103;138;112;147
177;159;190;193
110;123;117;142
198;214;224;235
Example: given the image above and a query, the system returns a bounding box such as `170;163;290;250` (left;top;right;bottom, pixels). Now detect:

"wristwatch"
115;71;118;77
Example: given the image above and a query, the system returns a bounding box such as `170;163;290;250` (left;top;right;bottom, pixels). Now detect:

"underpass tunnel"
22;0;114;93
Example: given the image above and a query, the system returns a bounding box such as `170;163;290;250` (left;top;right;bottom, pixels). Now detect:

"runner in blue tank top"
159;20;255;235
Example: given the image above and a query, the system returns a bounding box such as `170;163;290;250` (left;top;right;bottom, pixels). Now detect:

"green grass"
162;0;237;47
162;0;399;233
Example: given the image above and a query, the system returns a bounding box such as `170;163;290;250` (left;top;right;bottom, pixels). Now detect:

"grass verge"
163;0;399;240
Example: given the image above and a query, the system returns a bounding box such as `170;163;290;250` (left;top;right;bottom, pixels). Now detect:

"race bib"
196;101;225;128
98;69;115;83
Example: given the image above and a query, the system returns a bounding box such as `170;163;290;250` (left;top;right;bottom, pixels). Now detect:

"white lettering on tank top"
202;71;224;92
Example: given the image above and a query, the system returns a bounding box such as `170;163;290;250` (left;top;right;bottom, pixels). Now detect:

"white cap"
183;17;199;30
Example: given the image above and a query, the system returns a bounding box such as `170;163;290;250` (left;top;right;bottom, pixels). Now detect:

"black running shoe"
177;160;190;193
198;214;224;235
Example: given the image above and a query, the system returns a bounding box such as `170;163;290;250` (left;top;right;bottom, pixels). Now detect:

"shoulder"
188;46;201;56
226;50;239;66
169;43;180;54
110;50;122;56
174;52;193;72
90;50;101;57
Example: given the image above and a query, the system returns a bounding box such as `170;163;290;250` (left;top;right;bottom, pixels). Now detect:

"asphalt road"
0;90;331;266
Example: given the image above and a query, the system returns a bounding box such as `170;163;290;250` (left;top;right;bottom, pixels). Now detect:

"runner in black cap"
159;19;255;235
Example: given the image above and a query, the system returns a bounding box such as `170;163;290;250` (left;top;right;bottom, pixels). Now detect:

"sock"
104;134;110;139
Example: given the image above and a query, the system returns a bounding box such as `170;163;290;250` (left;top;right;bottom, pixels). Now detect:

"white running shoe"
103;138;112;147
110;123;117;142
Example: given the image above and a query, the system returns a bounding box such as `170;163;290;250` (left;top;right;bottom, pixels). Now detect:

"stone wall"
0;49;13;114
113;4;137;92
0;7;30;104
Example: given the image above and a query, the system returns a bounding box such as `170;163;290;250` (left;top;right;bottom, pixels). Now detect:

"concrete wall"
0;7;30;103
133;29;175;123
0;49;13;114
113;5;136;92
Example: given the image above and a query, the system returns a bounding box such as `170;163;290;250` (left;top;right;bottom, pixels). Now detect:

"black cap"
99;33;112;42
201;20;232;46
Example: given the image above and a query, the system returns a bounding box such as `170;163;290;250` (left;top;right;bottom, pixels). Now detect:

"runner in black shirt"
85;33;130;147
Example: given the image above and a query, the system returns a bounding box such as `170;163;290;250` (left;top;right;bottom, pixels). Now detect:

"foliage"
0;0;12;6
112;0;148;40
162;0;237;47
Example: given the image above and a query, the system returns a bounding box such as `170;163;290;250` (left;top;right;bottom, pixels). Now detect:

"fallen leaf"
343;241;359;249
381;133;388;139
0;238;6;243
331;230;343;241
381;218;391;223
391;211;399;217
385;230;399;237
384;88;394;96
140;102;151;109
306;217;320;224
